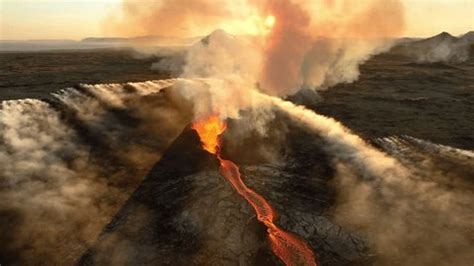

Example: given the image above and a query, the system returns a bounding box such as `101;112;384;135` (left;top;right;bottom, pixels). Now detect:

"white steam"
0;80;191;264
172;30;263;120
0;99;117;264
259;94;474;266
301;38;394;89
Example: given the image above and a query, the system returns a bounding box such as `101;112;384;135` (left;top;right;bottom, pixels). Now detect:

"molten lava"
191;115;227;154
192;115;317;266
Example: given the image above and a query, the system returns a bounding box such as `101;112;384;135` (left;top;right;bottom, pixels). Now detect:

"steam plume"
257;0;405;94
259;94;474;266
0;80;192;264
110;0;406;99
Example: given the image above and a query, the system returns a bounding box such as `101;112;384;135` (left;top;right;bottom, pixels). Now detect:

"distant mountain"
0;39;128;52
0;35;201;52
407;32;459;50
81;37;129;43
425;32;458;42
199;29;235;46
81;35;201;47
459;31;474;43
390;31;474;63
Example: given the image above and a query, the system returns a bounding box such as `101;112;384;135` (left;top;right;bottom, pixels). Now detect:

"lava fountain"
192;115;317;266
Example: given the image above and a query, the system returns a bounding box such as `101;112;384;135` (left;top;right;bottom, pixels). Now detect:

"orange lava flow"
192;115;317;266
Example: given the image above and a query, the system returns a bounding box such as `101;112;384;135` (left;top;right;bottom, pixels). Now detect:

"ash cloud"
257;0;405;94
105;0;248;38
111;0;406;103
175;30;263;120
0;80;192;264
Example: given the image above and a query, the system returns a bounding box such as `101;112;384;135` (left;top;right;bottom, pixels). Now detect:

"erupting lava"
192;115;317;266
191;115;227;154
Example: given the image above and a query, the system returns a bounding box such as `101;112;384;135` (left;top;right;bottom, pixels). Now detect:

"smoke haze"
260;95;473;265
3;0;471;264
104;7;473;264
106;0;252;38
110;0;406;99
257;0;405;94
0;80;193;264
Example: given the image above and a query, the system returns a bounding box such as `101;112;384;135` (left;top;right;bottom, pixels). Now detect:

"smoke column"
256;0;405;94
109;0;406;97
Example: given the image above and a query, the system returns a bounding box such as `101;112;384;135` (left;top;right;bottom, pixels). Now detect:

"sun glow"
264;15;276;29
220;13;277;36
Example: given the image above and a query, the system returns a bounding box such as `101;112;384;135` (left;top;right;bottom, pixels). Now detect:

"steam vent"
78;119;369;266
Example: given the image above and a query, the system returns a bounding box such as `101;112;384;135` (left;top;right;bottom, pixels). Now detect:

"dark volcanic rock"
78;124;369;266
77;128;273;265
0;49;169;101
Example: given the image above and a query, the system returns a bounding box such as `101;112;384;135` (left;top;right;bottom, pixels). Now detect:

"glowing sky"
0;0;472;40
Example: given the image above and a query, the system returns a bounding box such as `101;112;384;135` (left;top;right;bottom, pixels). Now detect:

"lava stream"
192;115;317;266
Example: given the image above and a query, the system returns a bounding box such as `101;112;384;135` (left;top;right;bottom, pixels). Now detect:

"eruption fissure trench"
192;115;317;266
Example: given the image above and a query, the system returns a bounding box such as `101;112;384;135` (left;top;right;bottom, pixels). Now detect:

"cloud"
110;0;406;98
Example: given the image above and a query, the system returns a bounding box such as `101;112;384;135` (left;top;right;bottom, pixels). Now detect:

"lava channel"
192;115;317;266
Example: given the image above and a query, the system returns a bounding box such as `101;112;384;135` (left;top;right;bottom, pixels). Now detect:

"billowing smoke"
257;0;405;94
0;80;193;264
7;0;472;264
260;95;474;265
110;0;406;100
0;99;125;264
256;0;313;95
260;93;405;179
174;31;264;119
110;4;474;263
106;0;251;38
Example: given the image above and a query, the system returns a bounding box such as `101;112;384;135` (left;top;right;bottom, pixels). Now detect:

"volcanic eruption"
192;115;317;266
1;0;473;265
